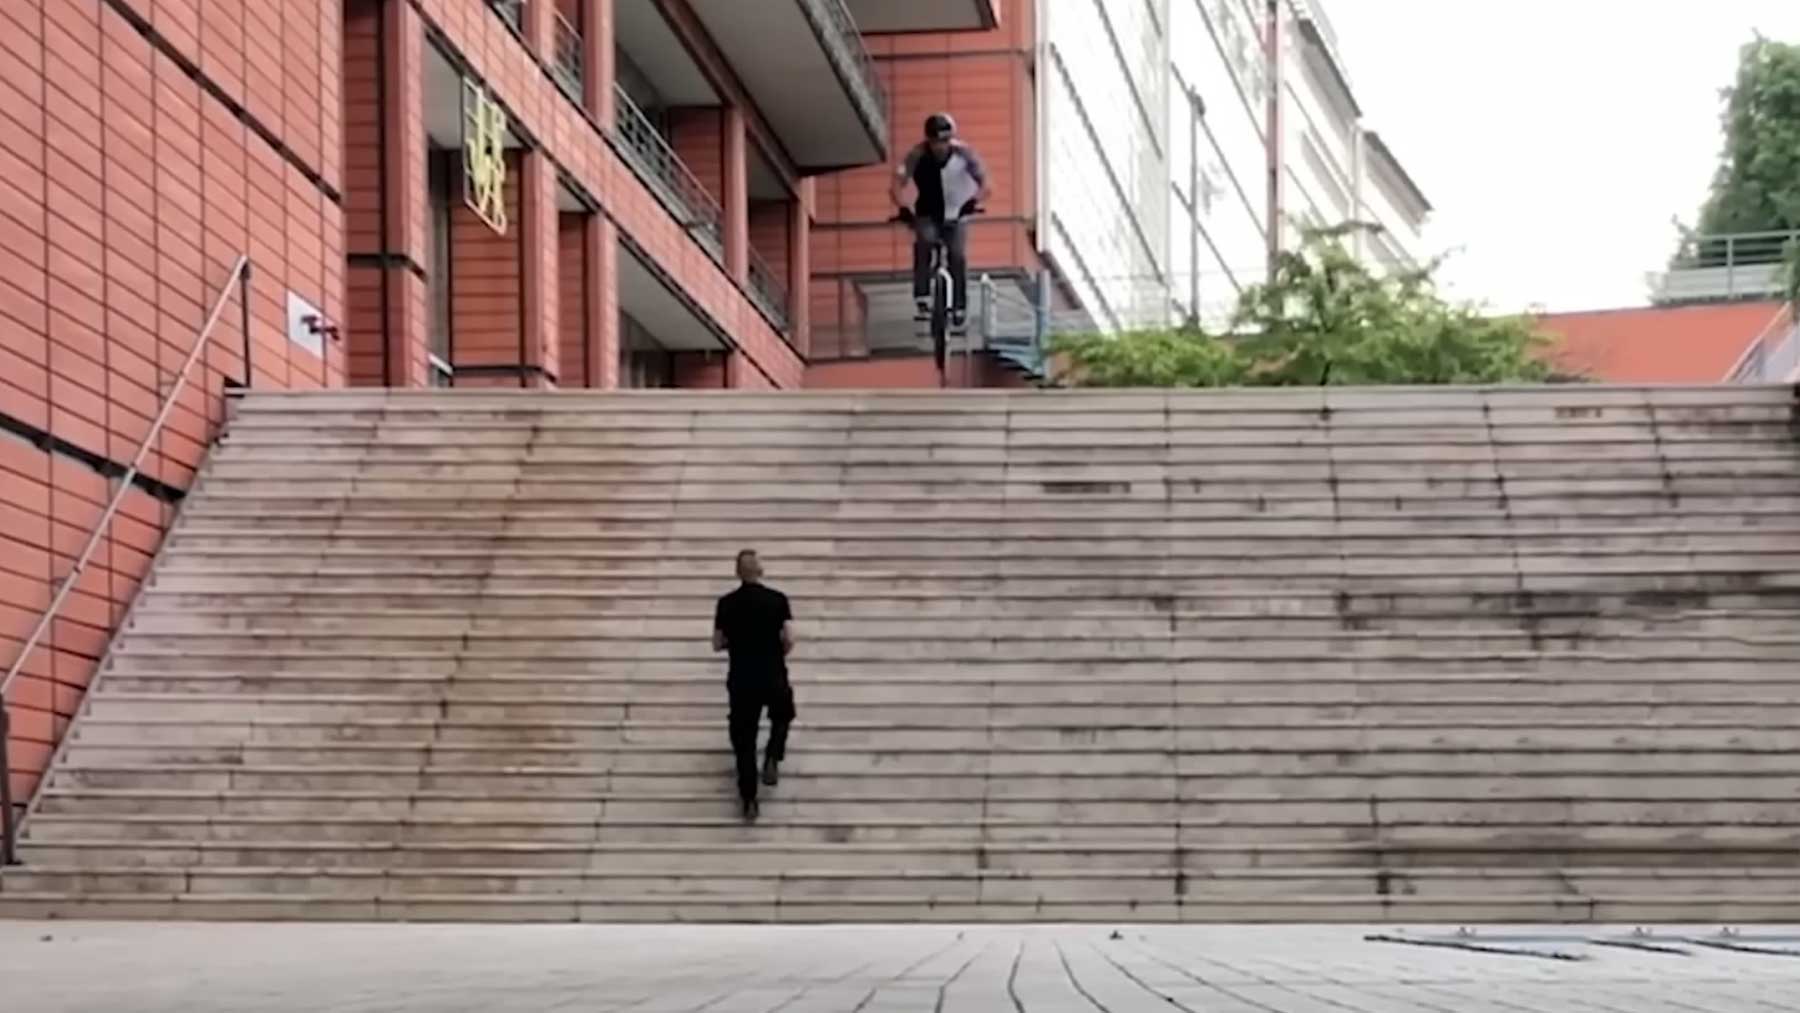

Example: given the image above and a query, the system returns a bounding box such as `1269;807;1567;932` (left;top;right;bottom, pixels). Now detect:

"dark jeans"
728;676;796;803
912;218;969;313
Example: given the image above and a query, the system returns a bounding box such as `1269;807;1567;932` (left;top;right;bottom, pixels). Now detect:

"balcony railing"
797;0;890;146
488;0;525;33
550;9;583;101
611;84;725;260
1657;229;1800;304
1726;305;1799;383
746;246;791;335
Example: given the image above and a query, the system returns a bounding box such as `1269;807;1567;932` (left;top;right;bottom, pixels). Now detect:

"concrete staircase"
5;385;1800;923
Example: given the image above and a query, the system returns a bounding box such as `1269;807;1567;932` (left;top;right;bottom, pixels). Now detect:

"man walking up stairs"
712;550;798;822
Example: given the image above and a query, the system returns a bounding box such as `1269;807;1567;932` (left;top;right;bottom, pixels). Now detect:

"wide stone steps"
113;609;1800;638
135;588;1800;615
92;634;1800;664
43;770;1800;804
16;841;1800;879
49;720;1800;755
33;791;1800;828
7;385;1800;923
71;693;1800;724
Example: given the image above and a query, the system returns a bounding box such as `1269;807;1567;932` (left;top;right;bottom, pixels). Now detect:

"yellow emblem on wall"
463;80;509;235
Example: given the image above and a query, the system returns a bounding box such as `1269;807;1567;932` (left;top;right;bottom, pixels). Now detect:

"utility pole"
1187;85;1204;331
1264;0;1283;283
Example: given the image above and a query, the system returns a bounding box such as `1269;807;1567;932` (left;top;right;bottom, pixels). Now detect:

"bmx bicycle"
893;206;984;388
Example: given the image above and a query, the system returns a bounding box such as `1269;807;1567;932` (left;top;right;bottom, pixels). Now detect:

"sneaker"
742;797;760;823
913;298;931;322
950;310;969;336
761;755;780;787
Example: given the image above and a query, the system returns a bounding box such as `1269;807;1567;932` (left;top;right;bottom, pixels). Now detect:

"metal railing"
797;0;890;146
746;246;791;336
611;84;725;260
1725;305;1799;383
550;8;583;102
1658;230;1800;303
1769;320;1800;383
488;0;526;33
1;255;251;866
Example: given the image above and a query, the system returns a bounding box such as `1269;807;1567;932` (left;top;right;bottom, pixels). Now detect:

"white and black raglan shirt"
898;141;988;224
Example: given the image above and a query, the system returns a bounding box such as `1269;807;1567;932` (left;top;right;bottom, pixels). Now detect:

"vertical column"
525;0;555;60
381;0;430;387
788;180;813;357
1263;0;1283;281
344;0;430;387
584;0;616;128
520;149;560;387
722;106;748;283
588;216;621;389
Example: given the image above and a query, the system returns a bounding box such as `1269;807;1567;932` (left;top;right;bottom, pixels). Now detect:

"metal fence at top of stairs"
0;255;251;867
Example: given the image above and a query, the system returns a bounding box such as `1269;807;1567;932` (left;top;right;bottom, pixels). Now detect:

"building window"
428;145;454;367
618;312;674;389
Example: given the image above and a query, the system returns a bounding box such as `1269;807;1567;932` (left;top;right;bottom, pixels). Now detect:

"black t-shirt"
897;141;987;222
714;583;792;679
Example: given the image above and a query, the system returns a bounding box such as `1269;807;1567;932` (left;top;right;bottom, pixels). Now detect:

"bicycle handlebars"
890;205;986;225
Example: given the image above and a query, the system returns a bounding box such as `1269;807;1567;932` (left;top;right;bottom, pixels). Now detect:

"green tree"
1051;227;1560;388
1694;37;1800;238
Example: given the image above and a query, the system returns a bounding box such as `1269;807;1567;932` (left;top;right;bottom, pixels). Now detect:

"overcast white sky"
1329;0;1800;313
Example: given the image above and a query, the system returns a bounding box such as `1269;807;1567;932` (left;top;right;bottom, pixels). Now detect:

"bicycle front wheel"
930;274;950;372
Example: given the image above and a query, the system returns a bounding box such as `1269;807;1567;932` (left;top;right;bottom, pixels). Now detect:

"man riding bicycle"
891;113;990;336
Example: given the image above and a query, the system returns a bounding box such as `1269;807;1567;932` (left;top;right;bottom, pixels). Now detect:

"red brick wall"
811;0;1040;359
668;108;725;206
446;151;526;387
407;0;801;388
558;213;590;386
343;0;429;388
2;0;346;806
804;354;1033;389
749;200;791;290
672;350;729;389
342;0;385;385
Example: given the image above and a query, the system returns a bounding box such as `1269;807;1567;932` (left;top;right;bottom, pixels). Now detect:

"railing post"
240;260;254;388
979;273;995;351
1034;268;1052;375
1;705;15;865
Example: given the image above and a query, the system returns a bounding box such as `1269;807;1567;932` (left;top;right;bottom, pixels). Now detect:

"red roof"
1535;302;1792;383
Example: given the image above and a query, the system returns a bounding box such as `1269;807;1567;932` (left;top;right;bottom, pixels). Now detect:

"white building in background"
1037;0;1174;334
1040;0;1432;333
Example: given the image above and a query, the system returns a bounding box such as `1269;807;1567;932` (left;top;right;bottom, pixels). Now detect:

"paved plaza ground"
3;923;1798;1012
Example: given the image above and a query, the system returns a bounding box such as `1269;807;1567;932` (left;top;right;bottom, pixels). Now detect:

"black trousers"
912;217;969;312
728;676;796;803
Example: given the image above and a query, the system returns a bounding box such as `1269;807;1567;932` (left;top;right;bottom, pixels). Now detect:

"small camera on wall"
286;292;338;358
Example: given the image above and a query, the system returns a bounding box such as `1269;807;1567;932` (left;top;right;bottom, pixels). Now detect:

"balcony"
487;0;525;33
1655;230;1799;304
746;245;790;335
680;0;888;169
550;8;583;101
843;0;997;33
611;84;725;260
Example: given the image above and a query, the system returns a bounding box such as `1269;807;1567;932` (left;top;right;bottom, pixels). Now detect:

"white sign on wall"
286;290;325;358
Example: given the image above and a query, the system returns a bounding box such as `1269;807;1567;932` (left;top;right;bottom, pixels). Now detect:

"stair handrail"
1;253;250;864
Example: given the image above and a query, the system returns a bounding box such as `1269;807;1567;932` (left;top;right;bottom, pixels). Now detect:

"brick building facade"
3;0;981;807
